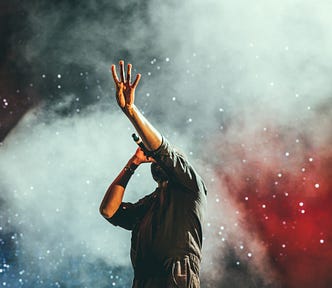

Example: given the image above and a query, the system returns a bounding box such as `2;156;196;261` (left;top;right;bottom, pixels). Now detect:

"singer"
99;61;207;288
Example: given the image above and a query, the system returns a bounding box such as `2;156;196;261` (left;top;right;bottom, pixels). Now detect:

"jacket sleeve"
105;192;155;230
153;137;206;194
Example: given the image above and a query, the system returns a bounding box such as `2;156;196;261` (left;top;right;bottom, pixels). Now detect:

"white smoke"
1;0;331;286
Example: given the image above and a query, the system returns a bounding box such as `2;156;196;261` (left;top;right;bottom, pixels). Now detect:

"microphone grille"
132;133;140;142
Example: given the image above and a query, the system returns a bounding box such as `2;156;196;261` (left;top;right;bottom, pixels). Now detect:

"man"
99;60;207;288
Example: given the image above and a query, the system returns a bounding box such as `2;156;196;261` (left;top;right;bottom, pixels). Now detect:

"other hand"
131;147;155;166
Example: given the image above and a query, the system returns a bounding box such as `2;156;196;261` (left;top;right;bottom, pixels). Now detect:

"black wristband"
124;163;138;174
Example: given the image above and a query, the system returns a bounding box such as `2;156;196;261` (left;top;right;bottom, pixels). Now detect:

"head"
150;162;168;183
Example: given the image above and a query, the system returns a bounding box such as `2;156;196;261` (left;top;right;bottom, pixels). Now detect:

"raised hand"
111;60;141;111
111;59;162;151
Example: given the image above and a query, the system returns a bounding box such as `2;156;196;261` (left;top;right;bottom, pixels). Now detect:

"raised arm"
111;60;162;151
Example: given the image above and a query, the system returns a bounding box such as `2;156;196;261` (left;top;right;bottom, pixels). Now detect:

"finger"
132;73;141;89
147;156;156;163
127;64;132;84
111;65;119;83
176;261;181;275
119;60;125;82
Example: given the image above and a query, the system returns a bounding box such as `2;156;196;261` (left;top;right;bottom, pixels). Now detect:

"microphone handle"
131;133;154;157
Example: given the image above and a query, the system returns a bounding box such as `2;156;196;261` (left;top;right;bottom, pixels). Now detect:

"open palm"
111;60;141;110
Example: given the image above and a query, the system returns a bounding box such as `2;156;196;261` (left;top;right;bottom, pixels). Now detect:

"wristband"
124;163;138;174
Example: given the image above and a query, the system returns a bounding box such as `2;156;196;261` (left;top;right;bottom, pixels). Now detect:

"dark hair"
150;162;168;182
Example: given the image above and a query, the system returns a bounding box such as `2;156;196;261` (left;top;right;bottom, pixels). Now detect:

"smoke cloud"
1;0;331;287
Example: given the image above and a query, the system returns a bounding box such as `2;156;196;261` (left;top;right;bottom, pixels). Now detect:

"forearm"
125;105;162;151
111;61;162;150
99;159;138;218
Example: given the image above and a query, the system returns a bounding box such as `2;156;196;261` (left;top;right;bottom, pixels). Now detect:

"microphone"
132;133;154;157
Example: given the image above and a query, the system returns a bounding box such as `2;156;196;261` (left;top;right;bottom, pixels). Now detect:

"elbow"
99;204;115;219
99;206;104;216
99;205;106;217
99;204;109;218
